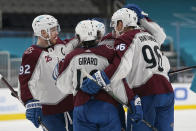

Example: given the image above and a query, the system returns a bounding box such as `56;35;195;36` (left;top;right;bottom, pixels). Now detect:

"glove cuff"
26;101;42;109
94;71;108;87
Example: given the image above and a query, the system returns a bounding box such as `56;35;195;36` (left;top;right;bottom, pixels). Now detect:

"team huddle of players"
18;4;174;131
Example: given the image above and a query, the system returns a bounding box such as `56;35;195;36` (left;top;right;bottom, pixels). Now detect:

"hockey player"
18;15;78;131
91;9;168;130
123;4;172;131
55;19;143;131
91;18;127;130
82;7;174;131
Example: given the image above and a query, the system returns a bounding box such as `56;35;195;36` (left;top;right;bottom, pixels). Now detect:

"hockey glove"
128;95;143;123
81;70;110;94
25;100;42;128
124;4;148;21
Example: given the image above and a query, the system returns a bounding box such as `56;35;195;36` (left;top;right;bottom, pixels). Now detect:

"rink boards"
0;83;196;121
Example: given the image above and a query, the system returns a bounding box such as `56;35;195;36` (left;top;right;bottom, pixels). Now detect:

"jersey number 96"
142;45;164;72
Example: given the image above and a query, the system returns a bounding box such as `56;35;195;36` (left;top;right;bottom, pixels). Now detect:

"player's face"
49;26;59;45
41;30;48;39
112;20;123;38
116;21;123;32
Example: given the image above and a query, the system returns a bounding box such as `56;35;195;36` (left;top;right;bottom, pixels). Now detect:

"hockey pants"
126;92;174;131
41;111;73;131
73;100;121;131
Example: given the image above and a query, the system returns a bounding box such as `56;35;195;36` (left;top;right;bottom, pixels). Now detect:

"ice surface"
0;110;195;131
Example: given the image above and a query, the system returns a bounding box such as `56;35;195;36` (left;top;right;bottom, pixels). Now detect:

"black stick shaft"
1;77;18;99
0;75;48;131
169;66;196;75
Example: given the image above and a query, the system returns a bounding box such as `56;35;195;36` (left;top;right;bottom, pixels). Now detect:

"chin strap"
47;40;51;46
40;36;51;46
39;33;52;46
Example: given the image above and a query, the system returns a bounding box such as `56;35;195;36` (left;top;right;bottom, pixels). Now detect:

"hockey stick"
80;69;129;107
0;74;48;131
80;69;158;131
169;65;196;75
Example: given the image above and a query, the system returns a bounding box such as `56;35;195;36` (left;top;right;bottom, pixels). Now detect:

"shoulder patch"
99;40;114;49
106;43;114;49
24;47;34;55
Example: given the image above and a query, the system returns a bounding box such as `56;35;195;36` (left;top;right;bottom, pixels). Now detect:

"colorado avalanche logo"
24;47;34;54
106;43;114;49
45;55;52;63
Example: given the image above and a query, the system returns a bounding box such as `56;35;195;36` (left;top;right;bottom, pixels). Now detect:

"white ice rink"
0;110;195;131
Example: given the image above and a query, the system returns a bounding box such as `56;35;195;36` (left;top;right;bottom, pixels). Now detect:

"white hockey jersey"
104;29;173;97
18;38;78;114
140;18;166;45
56;41;135;107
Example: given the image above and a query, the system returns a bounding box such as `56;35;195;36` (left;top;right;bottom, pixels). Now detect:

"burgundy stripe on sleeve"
101;33;114;41
19;45;42;103
104;29;141;79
